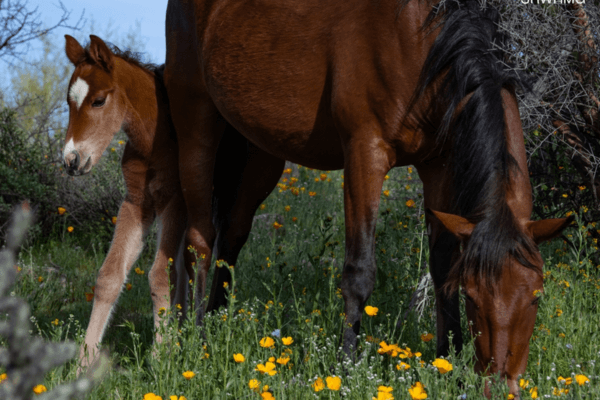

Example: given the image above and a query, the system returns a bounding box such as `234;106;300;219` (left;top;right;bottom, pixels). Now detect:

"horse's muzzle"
64;151;91;176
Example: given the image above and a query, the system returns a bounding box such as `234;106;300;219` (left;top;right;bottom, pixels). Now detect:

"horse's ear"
65;35;86;66
426;209;475;241
89;35;114;71
526;215;574;244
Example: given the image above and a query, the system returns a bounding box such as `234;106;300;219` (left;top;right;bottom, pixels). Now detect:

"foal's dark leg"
208;125;285;311
340;142;390;354
428;230;463;357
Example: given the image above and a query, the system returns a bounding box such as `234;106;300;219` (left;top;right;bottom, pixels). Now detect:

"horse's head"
429;210;573;397
63;35;126;176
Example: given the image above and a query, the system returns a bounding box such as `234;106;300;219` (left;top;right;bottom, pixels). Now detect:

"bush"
0;107;126;246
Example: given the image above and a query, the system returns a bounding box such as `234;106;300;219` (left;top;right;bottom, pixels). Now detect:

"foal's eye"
92;98;106;107
531;297;540;306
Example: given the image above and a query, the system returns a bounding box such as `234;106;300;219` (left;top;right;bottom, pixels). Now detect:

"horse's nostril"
65;151;80;169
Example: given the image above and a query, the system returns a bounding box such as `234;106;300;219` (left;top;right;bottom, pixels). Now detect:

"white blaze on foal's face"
69;77;89;110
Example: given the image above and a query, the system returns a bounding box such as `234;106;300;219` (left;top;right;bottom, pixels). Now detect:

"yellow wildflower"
260;392;274;400
432;358;453;374
398;347;413;359
312;377;325;392
182;371;195;380
143;393;162;400
326;376;341;391
135;267;145;275
111;216;117;224
126;283;132;291
57;207;66;215
33;385;47;394
259;337;275;348
249;379;260;390
282;336;293;345
67;226;74;233
373;385;394;400
255;362;277;376
169;397;186;400
519;379;529;389
378;341;401;357
530;387;538;399
233;353;245;363
420;333;434;342
0;373;6;383
365;306;378;316
397;362;410;370
51;319;59;326
406;199;415;208
408;382;427;399
575;374;589;386
276;356;290;365
557;376;572;385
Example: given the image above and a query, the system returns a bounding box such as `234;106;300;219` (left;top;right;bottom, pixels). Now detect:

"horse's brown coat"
63;35;189;368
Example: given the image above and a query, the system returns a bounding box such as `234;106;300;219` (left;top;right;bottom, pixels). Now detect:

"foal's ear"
426;209;475;241
89;35;114;71
526;215;575;244
65;35;86;66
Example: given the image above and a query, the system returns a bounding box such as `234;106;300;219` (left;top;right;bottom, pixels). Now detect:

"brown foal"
63;35;189;368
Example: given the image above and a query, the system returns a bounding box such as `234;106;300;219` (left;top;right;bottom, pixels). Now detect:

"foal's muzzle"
64;151;91;176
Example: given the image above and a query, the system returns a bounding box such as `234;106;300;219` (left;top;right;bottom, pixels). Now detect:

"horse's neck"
502;89;533;223
116;59;159;159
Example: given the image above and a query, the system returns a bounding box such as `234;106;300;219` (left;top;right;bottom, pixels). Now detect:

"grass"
4;165;599;399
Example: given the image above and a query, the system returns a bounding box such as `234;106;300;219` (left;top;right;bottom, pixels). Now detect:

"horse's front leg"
79;199;153;369
340;137;392;354
427;228;463;357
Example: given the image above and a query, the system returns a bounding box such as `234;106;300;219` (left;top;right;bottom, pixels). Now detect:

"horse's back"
165;0;433;168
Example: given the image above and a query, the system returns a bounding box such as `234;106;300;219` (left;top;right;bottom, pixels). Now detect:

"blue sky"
36;0;167;62
1;0;168;89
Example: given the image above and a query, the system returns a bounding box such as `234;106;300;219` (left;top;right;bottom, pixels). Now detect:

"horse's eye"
92;98;106;107
531;297;540;306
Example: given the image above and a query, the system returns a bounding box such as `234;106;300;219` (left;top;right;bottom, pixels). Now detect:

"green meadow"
5;165;599;399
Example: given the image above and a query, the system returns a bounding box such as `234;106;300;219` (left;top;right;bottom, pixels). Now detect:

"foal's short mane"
407;0;538;291
83;41;160;75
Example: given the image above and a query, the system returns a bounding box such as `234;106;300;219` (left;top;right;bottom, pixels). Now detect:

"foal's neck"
115;58;163;159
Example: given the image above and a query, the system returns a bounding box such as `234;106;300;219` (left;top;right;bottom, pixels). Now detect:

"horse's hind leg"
339;137;392;354
166;85;226;324
149;193;187;341
209;125;285;311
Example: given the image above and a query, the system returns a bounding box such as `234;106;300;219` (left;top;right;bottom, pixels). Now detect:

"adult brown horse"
62;35;191;368
163;0;572;396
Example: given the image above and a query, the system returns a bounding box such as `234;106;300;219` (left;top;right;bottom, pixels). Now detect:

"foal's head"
430;209;573;396
62;35;129;176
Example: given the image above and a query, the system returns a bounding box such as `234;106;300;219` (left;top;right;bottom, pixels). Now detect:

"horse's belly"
202;0;345;169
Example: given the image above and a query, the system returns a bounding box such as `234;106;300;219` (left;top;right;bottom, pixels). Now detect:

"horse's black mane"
409;0;538;290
